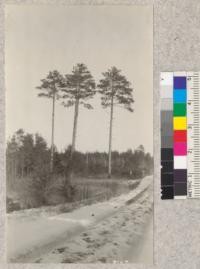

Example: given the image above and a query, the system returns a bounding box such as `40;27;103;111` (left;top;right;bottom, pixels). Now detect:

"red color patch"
174;130;187;142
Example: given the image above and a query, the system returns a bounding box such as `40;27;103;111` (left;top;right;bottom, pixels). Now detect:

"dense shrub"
44;176;76;205
7;174;76;211
7;197;21;212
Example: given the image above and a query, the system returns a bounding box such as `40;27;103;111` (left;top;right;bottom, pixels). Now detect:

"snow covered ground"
7;176;153;264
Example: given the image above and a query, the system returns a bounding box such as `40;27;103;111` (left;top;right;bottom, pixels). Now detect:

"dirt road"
7;176;153;263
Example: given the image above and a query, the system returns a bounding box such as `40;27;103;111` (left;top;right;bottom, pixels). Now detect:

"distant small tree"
98;67;134;178
36;70;63;172
61;63;96;159
6;135;19;182
33;133;51;178
134;145;146;177
144;152;153;175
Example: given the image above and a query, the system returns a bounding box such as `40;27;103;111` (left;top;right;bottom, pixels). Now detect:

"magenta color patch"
174;142;187;155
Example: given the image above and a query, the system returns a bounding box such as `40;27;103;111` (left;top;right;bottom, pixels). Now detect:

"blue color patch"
173;89;187;103
174;76;186;89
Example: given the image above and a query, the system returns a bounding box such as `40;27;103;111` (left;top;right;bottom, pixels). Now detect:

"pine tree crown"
36;70;63;99
60;63;96;109
98;66;134;112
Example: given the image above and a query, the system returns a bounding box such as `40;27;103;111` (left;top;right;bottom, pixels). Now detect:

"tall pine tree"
98;67;134;178
36;70;63;172
61;63;96;156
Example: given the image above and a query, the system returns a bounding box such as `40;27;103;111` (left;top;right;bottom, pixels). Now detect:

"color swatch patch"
174;142;187;155
173;103;186;116
174;130;187;142
160;72;200;200
173;117;187;130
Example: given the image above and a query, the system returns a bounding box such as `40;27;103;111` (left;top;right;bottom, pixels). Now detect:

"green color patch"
173;103;186;116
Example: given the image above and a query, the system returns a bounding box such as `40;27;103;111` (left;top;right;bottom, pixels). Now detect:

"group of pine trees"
6;64;153;211
36;64;134;178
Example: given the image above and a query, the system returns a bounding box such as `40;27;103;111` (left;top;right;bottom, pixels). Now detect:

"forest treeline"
6;129;153;211
6;129;153;182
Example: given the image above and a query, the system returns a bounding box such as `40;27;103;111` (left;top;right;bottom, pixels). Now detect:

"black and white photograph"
5;5;153;264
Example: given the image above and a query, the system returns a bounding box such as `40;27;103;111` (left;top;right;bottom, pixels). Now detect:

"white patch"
174;156;187;169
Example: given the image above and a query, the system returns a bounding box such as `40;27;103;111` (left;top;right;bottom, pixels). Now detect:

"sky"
5;5;153;154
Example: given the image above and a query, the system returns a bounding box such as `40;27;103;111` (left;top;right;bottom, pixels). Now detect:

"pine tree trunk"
50;93;55;173
13;159;16;180
68;97;79;180
86;152;89;176
21;161;24;178
71;98;79;155
108;95;114;178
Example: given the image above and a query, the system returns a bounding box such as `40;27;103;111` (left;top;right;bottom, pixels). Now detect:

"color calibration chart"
160;72;200;200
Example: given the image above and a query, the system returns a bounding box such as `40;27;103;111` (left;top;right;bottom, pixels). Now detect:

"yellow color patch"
173;117;187;130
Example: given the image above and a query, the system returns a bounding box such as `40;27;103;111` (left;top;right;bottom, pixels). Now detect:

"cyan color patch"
173;89;187;103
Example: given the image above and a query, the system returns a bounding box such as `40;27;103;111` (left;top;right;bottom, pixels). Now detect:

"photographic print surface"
5;5;153;264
